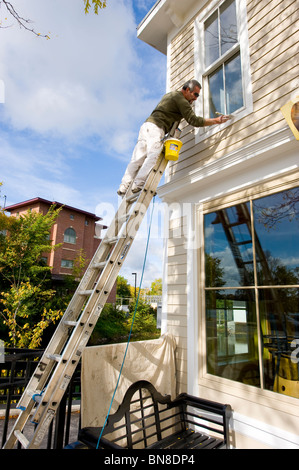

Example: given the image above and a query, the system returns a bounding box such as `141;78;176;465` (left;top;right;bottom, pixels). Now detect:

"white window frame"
194;0;253;143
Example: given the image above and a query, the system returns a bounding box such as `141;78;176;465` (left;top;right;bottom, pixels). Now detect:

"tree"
0;205;64;348
72;248;88;280
0;204;62;287
1;282;62;348
149;278;162;296
116;275;131;299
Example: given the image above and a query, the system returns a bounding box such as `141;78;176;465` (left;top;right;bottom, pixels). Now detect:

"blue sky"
0;0;167;288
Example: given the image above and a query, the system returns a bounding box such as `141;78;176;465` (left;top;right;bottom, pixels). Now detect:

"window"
195;0;253;136
61;259;74;269
204;0;243;116
204;186;299;398
64;227;76;244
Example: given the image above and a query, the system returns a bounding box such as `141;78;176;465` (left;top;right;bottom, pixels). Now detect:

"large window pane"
208;66;224;116
208;53;243;116
220;0;238;55
259;288;299;398
204;10;219;67
206;289;260;386
204;203;253;287
253;188;299;285
204;0;238;66
224;54;244;113
204;186;299;397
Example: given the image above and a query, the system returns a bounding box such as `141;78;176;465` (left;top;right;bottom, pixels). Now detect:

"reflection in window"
204;187;299;398
206;290;260;386
259;288;299;395
204;10;219;67
64;227;76;244
253;189;299;285
208;53;243;116
204;202;253;287
204;0;238;67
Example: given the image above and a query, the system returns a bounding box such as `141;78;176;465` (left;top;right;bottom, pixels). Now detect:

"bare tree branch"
0;1;108;38
0;0;50;38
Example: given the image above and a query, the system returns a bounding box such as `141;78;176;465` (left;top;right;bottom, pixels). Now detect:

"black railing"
0;348;81;449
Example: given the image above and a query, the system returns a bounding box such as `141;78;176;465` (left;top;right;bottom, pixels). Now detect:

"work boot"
131;183;142;193
117;184;127;196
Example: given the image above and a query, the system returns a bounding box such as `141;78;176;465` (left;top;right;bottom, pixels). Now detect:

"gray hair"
182;79;202;91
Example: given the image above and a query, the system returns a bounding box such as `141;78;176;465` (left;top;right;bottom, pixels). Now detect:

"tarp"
81;334;176;427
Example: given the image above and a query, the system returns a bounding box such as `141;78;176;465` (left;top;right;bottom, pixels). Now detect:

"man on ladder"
117;79;230;196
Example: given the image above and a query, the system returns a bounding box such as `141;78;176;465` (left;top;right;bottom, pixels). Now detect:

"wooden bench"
78;380;231;450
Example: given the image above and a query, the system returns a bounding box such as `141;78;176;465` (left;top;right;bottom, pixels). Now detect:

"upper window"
195;0;252;137
64;227;76;244
204;0;238;67
203;186;299;399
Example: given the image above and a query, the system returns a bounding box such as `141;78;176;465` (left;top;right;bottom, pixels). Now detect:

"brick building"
5;197;116;302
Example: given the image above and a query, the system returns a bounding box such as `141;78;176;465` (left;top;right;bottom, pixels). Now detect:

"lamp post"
132;272;137;299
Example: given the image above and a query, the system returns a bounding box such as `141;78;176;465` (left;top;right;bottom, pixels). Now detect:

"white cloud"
0;1;160;145
0;0;167;286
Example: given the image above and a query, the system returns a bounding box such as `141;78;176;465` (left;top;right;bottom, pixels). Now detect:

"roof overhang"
137;0;202;55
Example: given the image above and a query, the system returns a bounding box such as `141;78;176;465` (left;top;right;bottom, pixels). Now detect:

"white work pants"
120;122;165;188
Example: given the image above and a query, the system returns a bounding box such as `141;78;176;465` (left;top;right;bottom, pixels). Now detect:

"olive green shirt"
146;90;205;133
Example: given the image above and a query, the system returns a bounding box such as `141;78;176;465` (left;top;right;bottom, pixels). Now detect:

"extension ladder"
3;152;168;449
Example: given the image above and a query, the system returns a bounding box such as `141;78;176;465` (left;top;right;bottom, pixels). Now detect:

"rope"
96;195;156;449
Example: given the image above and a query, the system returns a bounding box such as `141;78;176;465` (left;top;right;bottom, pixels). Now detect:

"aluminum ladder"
3;152;168;449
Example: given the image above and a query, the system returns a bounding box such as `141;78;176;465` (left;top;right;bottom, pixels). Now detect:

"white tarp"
81;334;176;428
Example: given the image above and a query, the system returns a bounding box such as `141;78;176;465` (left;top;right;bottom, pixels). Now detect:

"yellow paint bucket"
164;138;183;161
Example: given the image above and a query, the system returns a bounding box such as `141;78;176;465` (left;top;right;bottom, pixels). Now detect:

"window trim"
197;173;299;411
194;0;253;143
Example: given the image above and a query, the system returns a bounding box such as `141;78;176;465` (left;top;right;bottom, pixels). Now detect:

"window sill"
199;373;299;415
194;105;252;145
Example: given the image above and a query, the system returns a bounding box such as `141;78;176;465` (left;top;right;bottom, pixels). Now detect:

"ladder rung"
235;240;252;246
126;193;139;203
105;236;120;244
79;289;93;296
14;430;29;448
63;320;77;327
93;261;106;269
27;389;43;402
46;353;62;362
118;214;130;224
